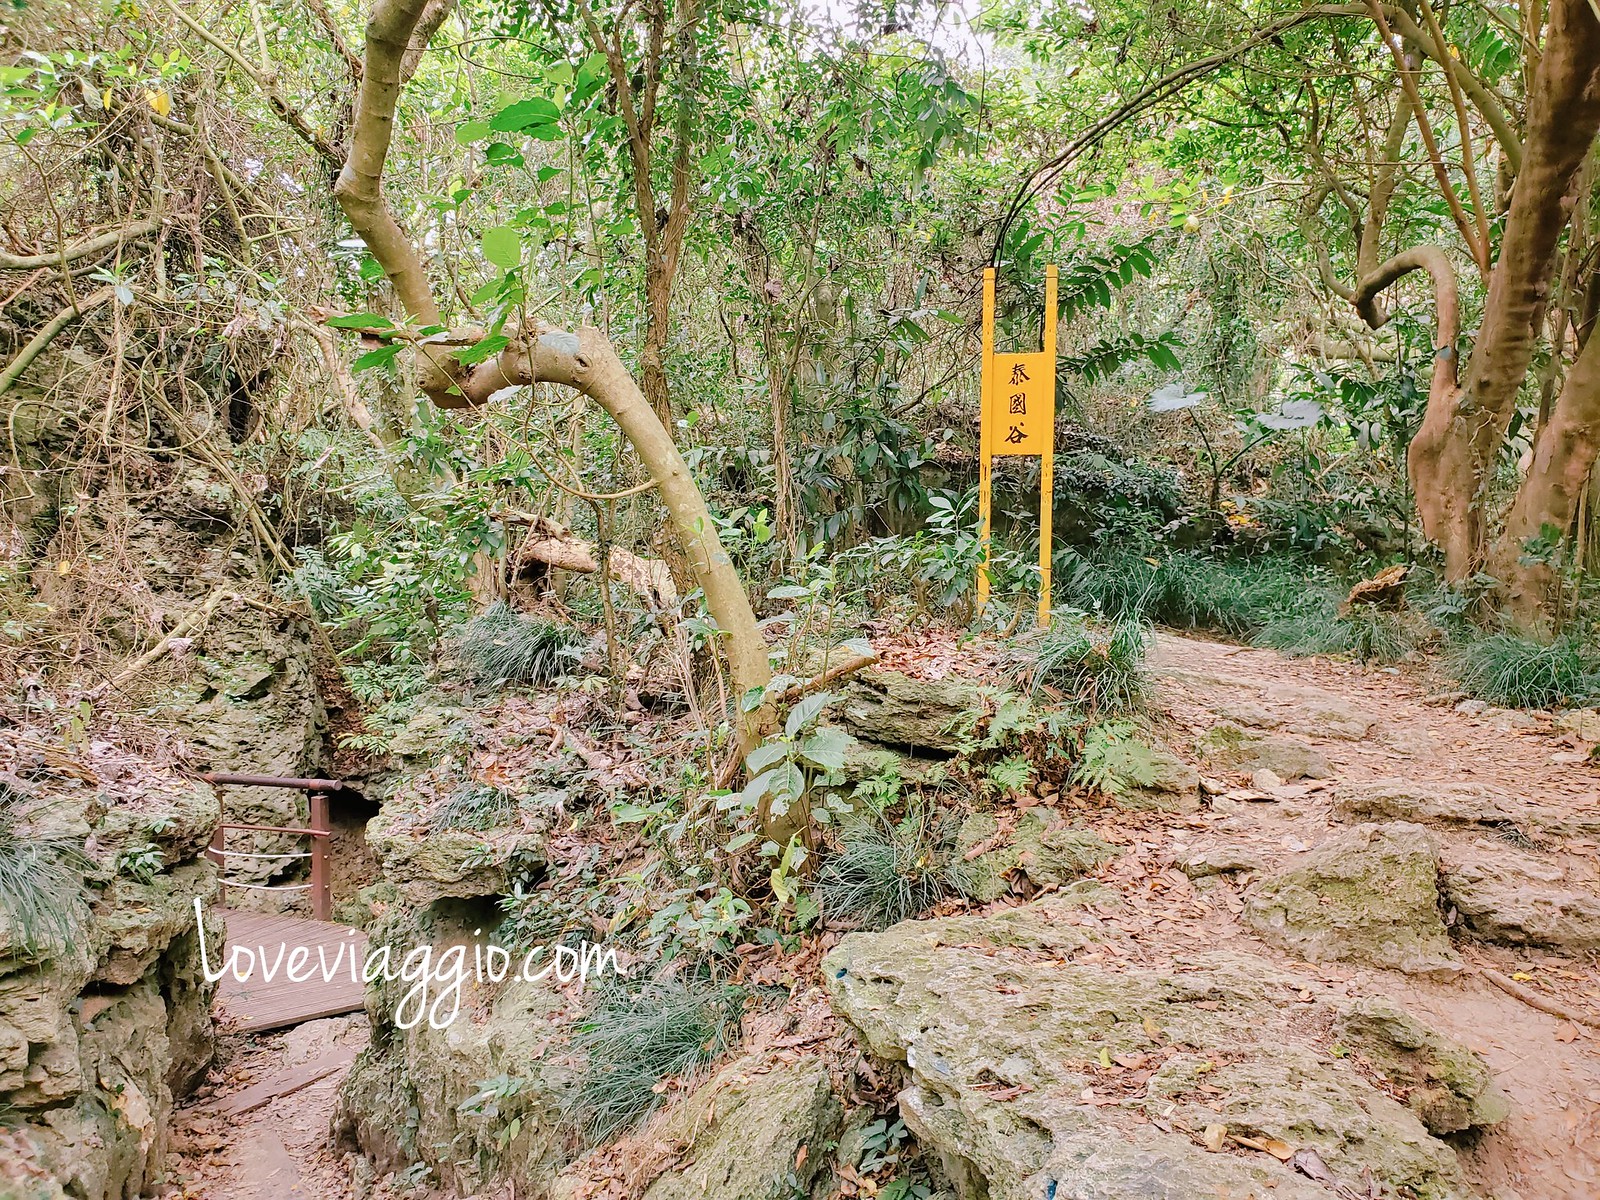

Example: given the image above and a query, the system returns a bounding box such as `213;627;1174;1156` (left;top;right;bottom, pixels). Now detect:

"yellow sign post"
977;264;1057;627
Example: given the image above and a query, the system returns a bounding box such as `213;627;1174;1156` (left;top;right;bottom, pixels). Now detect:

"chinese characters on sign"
978;265;1058;626
987;351;1052;457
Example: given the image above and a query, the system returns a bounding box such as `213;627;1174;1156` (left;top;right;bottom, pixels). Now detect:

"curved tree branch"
0;218;161;271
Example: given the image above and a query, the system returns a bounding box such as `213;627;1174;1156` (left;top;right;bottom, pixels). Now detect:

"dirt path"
166;1017;373;1200
1133;632;1600;1198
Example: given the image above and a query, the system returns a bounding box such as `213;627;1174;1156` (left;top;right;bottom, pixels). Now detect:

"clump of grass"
814;814;969;930
432;782;518;832
1253;602;1419;664
458;602;584;685
0;783;91;959
1056;549;1333;637
571;976;743;1140
1031;611;1148;714
1449;633;1600;709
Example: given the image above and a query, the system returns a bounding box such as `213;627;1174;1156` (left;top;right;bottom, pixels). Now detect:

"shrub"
571;976;743;1140
432;782;518;831
1030;611;1148;714
458;602;584;685
0;783;91;957
814;815;969;930
1449;633;1599;709
1054;548;1331;637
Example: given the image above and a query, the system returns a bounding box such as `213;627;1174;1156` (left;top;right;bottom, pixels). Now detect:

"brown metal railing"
202;774;345;921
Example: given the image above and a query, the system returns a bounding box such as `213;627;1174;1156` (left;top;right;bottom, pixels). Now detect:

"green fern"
1072;721;1160;798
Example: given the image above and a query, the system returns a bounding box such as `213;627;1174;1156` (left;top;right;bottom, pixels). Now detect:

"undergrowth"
1030;612;1148;713
570;976;744;1140
459;602;585;685
0;783;91;957
1448;633;1600;708
813;813;970;930
432;782;519;832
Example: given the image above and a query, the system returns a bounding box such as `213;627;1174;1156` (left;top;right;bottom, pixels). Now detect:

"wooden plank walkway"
214;910;369;1033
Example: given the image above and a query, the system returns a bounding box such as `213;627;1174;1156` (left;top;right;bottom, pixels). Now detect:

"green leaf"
784;691;835;738
740;685;768;713
327;312;393;330
724;831;758;853
745;742;790;774
352;344;403;372
481;226;521;270
454;334;510;366
454;119;492;145
766;584;810;600
489;97;561;133
800;725;850;773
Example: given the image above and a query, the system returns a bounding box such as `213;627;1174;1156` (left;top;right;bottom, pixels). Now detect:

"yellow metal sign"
978;265;1057;626
988;351;1054;456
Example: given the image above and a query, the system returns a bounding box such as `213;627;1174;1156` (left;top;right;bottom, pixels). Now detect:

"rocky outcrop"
1440;846;1600;952
364;780;554;906
824;899;1483;1200
1333;998;1509;1135
333;903;583;1193
1;747;221;1200
836;669;985;752
1334;777;1600;840
954;812;1116;901
1243;822;1460;977
634;1057;840;1200
1197;722;1331;780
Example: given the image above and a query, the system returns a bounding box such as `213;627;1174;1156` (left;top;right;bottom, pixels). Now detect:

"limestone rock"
365;788;552;905
1198;722;1331;780
1120;745;1202;813
1244;822;1460;977
1334;998;1509;1134
639;1057;841;1200
90;859;217;986
1555;708;1600;741
1172;841;1264;878
825;904;1471;1200
954;812;1117;901
1440;847;1600;951
836;669;986;752
1335;777;1600;840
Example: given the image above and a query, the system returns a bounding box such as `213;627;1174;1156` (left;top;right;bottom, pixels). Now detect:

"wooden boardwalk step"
214;909;369;1033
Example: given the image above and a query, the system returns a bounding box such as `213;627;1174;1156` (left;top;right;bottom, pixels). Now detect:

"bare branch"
0;217;161;271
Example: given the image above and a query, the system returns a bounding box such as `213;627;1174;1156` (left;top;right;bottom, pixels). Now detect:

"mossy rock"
1197;722;1331;780
1244;822;1460;978
1334;997;1509;1134
955;812;1117;901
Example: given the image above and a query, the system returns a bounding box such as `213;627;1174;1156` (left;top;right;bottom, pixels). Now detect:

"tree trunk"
1489;323;1600;625
1408;0;1600;579
332;0;773;755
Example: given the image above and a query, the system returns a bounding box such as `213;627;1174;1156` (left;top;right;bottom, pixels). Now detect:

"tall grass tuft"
0;783;91;959
814;815;969;930
1031;611;1149;713
1449;633;1600;709
1055;548;1333;637
458;602;584;685
571;976;743;1140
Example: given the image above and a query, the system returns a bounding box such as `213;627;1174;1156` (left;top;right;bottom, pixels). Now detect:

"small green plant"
1030;611;1148;713
457;1073;531;1149
0;784;90;958
1072;720;1160;798
432;782;518;831
859;1116;912;1172
1449;632;1599;709
985;754;1033;795
570;976;744;1141
458;602;585;685
740;691;851;840
853;765;903;812
116;841;165;884
813;813;969;930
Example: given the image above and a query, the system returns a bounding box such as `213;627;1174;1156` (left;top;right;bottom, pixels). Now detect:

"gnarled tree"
334;0;771;745
1301;0;1600;625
